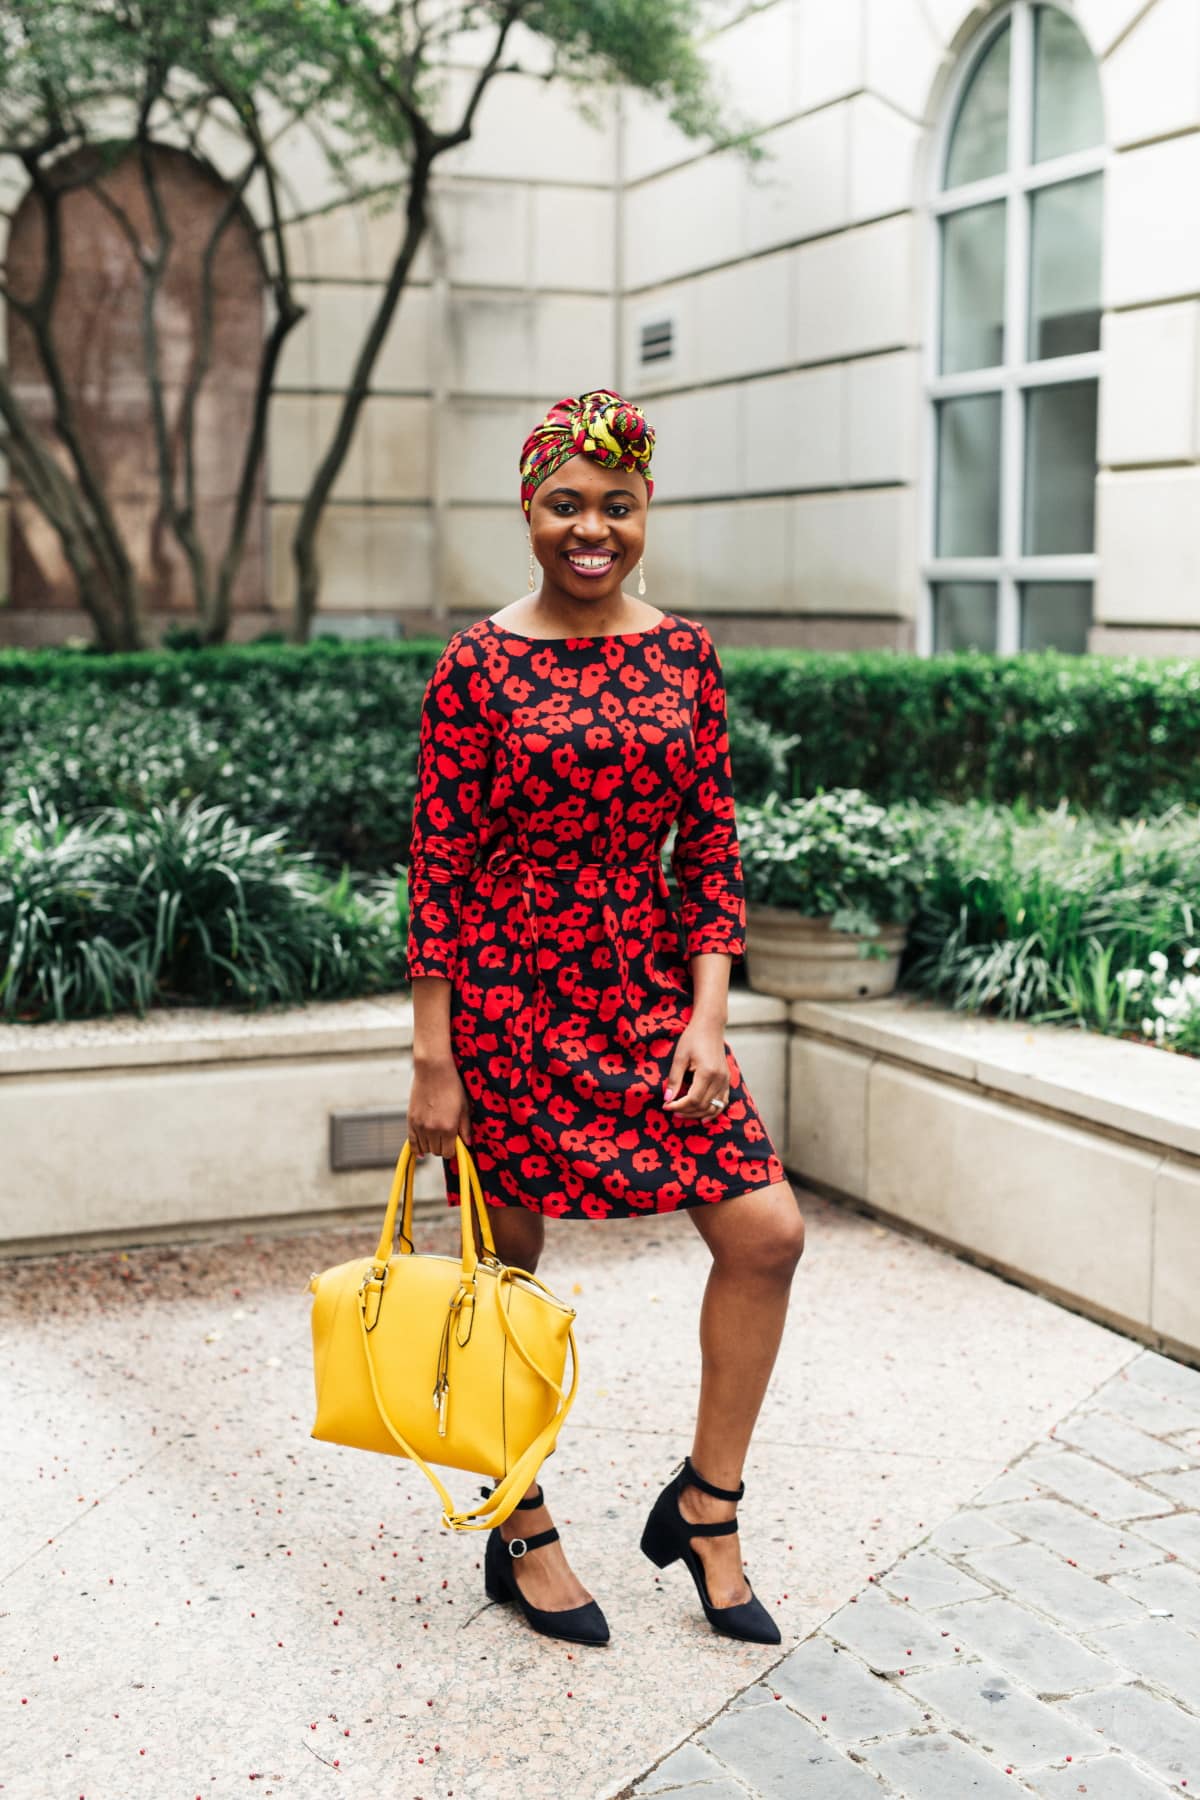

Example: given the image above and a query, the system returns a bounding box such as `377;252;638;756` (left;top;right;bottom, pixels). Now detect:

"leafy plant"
738;789;924;935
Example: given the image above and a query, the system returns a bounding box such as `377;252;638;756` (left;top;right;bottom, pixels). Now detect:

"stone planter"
744;905;909;1001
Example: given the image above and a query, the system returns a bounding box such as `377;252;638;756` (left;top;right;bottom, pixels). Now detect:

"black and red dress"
405;610;787;1219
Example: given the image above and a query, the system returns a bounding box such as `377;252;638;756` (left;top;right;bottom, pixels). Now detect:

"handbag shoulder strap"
355;1275;579;1533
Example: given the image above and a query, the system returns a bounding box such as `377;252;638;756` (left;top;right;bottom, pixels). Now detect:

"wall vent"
329;1108;408;1171
640;317;674;364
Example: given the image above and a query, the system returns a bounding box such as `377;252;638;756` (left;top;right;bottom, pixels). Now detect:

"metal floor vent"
330;1108;408;1171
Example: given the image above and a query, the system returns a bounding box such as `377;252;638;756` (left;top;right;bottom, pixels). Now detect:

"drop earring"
528;534;537;593
637;558;647;597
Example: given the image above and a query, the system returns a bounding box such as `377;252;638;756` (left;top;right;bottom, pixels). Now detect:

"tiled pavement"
630;1350;1200;1799
1;1193;1192;1799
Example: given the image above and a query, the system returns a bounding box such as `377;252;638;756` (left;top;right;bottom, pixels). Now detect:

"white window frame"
918;1;1106;656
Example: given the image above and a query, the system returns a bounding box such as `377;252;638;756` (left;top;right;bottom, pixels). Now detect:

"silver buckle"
508;1538;527;1559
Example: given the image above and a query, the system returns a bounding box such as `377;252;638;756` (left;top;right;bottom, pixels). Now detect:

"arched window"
923;3;1104;655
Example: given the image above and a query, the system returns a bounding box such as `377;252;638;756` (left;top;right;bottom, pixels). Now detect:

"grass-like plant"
0;789;405;1022
901;798;1200;1046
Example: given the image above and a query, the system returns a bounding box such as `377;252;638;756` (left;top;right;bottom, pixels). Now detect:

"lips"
565;550;617;574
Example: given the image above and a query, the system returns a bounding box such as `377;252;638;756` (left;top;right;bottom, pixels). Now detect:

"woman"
404;389;806;1650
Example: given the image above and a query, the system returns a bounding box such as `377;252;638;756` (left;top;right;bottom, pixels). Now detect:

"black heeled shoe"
641;1456;782;1645
483;1486;610;1646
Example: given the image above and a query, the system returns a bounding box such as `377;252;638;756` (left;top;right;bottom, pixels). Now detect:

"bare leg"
480;1203;594;1611
682;1181;806;1607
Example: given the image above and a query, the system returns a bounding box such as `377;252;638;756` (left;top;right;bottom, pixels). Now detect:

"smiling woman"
403;386;805;1656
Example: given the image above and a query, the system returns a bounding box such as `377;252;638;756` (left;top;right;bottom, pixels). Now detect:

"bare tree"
0;0;751;648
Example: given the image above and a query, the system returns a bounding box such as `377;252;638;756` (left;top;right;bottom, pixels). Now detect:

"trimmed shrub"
4;642;1200;880
721;647;1200;814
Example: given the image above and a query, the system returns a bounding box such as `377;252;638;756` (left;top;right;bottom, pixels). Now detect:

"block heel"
640;1501;681;1569
641;1456;782;1646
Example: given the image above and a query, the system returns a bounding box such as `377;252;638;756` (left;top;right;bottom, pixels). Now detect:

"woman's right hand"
407;1053;472;1159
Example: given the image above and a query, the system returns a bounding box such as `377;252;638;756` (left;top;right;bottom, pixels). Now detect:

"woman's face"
527;453;648;602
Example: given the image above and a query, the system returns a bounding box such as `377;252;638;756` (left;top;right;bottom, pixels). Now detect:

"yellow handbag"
307;1133;578;1532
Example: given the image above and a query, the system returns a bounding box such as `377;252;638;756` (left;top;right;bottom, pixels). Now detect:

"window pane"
945;21;1011;187
933;582;999;652
941;203;1006;373
1020;581;1092;652
1029;175;1102;359
1033;6;1103;163
937;394;1002;556
1024;380;1098;554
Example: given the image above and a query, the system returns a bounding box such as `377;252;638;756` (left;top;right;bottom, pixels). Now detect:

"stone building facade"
2;0;1197;656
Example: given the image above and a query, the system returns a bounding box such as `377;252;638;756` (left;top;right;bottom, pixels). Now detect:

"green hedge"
3;642;1200;871
0;640;443;874
723;647;1200;814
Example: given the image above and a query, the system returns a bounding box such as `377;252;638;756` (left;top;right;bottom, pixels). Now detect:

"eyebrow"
544;485;640;501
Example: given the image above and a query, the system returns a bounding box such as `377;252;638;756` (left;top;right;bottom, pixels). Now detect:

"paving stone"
638;1743;746;1793
698;1697;883;1799
1019;1450;1173;1522
986;1497;1164;1575
1084;1617;1200;1712
822;1584;966;1674
1030;1751;1176;1799
1142;1468;1200;1508
1092;1373;1200;1438
1126;1352;1200;1407
927;1511;1020;1556
934;1595;1126;1696
901;1661;1099;1768
771;1633;922;1742
1064;1680;1200;1784
972;1470;1043;1506
724;1684;776;1712
1056;1410;1193;1477
1130;1511;1200;1569
861;1728;1034;1798
879;1548;991;1611
1110;1558;1200;1632
965;1541;1146;1632
644;1784;751;1799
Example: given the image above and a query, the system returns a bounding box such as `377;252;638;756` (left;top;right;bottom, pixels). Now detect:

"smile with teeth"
566;550;618;574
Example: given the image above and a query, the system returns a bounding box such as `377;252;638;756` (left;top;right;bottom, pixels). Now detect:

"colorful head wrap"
519;389;655;517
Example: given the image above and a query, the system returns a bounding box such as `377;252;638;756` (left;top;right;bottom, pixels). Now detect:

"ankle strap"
482;1483;544;1510
680;1456;745;1504
507;1525;558;1557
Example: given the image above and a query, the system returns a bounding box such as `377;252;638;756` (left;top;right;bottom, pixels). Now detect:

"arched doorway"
5;143;267;635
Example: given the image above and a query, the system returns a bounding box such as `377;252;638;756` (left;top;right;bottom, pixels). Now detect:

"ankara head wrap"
519;389;655;517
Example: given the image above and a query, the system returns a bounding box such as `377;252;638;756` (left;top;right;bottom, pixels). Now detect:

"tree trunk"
290;150;434;641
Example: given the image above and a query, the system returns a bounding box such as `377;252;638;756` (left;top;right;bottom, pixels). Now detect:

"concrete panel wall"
786;1007;1200;1360
614;0;1200;653
267;58;618;633
10;0;1200;649
616;0;928;650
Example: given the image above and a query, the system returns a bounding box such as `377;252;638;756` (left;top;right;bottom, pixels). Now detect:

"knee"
768;1202;806;1279
724;1189;806;1282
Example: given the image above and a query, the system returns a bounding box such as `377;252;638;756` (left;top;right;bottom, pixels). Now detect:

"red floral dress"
405;610;787;1218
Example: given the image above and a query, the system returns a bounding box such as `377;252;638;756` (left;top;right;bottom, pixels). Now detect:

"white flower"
1149;950;1169;973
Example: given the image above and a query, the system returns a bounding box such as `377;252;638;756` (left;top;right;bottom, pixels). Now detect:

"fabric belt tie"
473;850;666;1110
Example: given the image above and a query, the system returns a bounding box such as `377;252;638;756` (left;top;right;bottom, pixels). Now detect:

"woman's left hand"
662;1017;731;1119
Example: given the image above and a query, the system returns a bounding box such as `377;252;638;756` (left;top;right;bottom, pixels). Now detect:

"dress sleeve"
671;626;746;959
405;632;493;982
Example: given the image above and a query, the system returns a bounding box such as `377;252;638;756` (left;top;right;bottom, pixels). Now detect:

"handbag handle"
359;1133;578;1531
373;1134;497;1278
